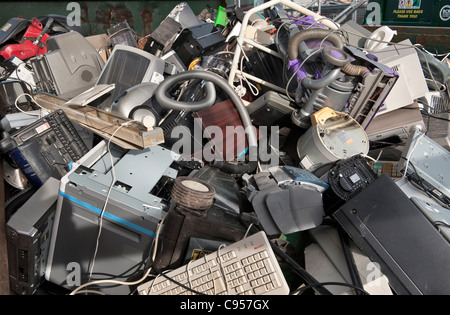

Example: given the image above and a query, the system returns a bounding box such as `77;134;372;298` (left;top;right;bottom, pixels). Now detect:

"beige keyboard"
138;231;290;295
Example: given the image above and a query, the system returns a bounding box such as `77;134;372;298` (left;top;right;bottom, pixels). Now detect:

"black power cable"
269;241;333;296
146;237;206;296
337;228;365;295
292;281;371;296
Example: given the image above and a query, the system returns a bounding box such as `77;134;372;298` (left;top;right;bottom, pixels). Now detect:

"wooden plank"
0;155;10;295
34;94;165;150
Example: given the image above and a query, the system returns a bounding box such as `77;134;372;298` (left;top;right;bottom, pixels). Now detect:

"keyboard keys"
213;277;227;294
137;232;290;296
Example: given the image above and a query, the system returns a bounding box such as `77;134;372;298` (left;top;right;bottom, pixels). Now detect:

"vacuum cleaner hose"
288;28;344;61
155;70;259;174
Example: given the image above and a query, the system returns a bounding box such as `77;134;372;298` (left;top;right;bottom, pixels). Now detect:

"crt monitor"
30;31;105;100
94;44;166;110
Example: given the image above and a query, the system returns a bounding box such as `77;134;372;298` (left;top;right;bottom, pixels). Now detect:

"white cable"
240;55;260;97
305;16;341;30
402;132;426;179
74;290;107;296
71;119;152;295
14;93;45;117
243;223;254;239
70;210;165;295
204;254;216;295
186;259;195;291
418;45;450;59
87;122;128;282
217;244;231;295
361;154;377;163
269;143;287;166
70;252;154;295
236;41;260;97
376;149;384;163
147;273;163;295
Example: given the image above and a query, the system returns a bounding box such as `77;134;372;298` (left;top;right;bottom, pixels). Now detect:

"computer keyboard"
138;231;290;295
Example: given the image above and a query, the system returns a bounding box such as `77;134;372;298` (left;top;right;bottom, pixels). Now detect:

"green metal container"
0;1;225;37
365;0;450;53
366;0;450;27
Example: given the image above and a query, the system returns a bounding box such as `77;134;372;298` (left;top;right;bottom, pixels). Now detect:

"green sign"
366;0;450;27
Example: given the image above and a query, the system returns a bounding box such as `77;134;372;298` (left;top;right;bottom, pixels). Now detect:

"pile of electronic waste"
1;1;449;296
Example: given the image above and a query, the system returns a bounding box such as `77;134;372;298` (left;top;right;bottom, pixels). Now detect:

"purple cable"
289;15;326;29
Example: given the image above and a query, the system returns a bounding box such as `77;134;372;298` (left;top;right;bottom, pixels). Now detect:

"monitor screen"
95;45;166;110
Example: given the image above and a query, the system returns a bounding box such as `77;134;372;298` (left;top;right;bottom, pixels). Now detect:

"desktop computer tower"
6;177;60;295
45;140;180;295
334;175;450;295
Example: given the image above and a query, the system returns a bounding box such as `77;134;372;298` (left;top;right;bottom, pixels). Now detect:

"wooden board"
34;94;165;150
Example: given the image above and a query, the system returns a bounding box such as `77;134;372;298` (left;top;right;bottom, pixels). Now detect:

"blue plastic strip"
10;148;43;188
59;190;156;238
237;147;249;158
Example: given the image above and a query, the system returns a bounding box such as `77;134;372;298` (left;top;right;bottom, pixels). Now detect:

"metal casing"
297;111;369;172
45;140;179;295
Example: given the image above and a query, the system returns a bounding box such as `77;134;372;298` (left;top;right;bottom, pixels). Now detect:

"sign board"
365;0;450;27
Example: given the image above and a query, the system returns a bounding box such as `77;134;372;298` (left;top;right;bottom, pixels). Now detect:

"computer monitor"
30;31;105;100
94;45;166;111
373;39;429;115
45;140;180;295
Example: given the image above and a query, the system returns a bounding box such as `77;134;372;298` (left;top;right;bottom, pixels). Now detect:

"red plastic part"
0;18;50;60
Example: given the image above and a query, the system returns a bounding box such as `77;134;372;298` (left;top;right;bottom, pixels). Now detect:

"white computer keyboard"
138;231;290;295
